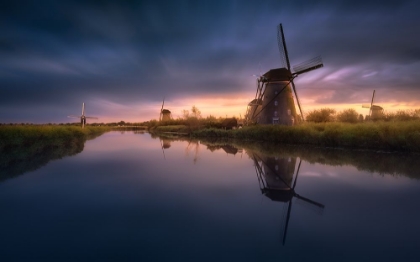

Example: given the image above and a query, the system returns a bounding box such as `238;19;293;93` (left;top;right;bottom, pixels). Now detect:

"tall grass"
191;121;420;152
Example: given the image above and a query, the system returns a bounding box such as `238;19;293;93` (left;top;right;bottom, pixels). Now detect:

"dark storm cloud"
1;0;419;122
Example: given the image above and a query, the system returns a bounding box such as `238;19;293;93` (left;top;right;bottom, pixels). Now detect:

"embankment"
190;121;420;152
0;126;110;181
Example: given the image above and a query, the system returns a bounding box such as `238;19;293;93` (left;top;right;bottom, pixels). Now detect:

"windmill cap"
162;109;171;113
263;68;292;81
248;98;262;106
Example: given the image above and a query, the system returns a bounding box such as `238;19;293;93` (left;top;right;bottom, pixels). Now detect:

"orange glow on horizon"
87;93;420;124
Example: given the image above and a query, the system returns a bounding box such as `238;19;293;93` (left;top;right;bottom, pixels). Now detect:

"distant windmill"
252;153;325;245
245;23;323;125
68;103;98;128
159;98;172;121
362;90;384;120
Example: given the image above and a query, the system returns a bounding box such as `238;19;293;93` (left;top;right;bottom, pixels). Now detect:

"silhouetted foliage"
306;108;336;122
336;109;359;123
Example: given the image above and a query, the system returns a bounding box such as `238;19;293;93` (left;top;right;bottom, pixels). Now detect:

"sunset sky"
1;0;419;123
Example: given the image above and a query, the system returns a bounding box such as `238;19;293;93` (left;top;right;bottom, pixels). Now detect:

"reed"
191;121;420;152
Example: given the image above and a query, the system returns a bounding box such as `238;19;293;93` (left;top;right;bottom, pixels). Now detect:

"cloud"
1;0;419;122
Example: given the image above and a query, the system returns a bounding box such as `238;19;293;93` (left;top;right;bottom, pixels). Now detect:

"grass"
0;125;110;181
190;121;420;152
153;125;190;133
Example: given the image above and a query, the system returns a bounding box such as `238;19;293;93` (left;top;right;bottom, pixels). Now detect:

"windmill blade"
292;158;302;189
291;80;304;121
67;115;81;118
362;104;371;108
370;90;376;107
281;199;293;246
370;90;375;117
277;23;291;70
159;139;166;160
294;193;325;215
82;103;85;116
85;117;98;119
160;98;165;121
292;56;323;75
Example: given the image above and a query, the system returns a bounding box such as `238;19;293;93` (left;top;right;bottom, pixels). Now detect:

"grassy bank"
0;125;110;181
191;121;420;152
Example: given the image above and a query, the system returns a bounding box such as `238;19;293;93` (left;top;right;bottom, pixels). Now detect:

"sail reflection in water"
250;151;325;245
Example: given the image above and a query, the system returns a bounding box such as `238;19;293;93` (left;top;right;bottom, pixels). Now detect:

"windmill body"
246;24;323;125
258;69;297;125
159;98;172;121
161;109;172;121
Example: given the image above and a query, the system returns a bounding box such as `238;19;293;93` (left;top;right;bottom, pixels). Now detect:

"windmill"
68;103;98;128
252;152;325;245
159;98;172;121
245;23;323;125
362;90;384;120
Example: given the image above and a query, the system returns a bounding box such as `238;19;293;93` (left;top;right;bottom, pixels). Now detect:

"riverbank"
0;125;110;181
187;121;420;152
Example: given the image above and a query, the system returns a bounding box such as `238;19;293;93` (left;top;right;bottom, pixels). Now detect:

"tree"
306;108;336;122
191;105;202;119
336;109;359;123
182;109;190;119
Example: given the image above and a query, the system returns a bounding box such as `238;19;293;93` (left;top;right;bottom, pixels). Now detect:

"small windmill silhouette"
68;103;98;128
362;90;384;120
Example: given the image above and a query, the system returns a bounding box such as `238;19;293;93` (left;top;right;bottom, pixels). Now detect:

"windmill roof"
263;68;292;81
162;109;171;114
248;98;262;106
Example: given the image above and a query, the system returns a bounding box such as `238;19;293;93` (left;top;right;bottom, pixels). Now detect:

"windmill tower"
159;98;172;121
68;103;98;128
246;24;323;125
362;90;384;120
251;152;325;245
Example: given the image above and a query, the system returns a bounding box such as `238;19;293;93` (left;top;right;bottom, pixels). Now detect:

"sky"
1;0;420;123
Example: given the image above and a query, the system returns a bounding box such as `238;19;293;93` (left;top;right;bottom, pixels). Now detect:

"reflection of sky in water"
0;132;419;261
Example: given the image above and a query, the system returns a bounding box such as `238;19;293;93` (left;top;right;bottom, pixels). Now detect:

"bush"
306;108;336;122
336;109;359;123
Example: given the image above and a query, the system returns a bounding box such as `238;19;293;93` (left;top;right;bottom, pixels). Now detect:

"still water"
1;131;420;261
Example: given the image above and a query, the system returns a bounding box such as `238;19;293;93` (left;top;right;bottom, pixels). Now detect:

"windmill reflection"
159;138;172;160
251;152;325;245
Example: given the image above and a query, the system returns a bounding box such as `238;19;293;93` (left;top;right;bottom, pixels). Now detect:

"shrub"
336;109;359;123
306;108;336;122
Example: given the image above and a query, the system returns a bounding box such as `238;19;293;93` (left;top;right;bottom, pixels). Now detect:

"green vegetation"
336;108;359;123
305;108;420;123
140;107;420;152
190;121;420;152
0;125;110;181
306;108;336;122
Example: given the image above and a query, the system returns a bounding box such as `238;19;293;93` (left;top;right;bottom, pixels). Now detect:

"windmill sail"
293;56;324;75
247;23;323;125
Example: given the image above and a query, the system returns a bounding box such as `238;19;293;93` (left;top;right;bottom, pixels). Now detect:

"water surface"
1;131;419;261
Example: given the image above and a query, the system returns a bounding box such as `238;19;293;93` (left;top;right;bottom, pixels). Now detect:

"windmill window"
274;101;278;106
287;109;291;116
274;91;278;95
275;165;279;171
274;111;278;117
